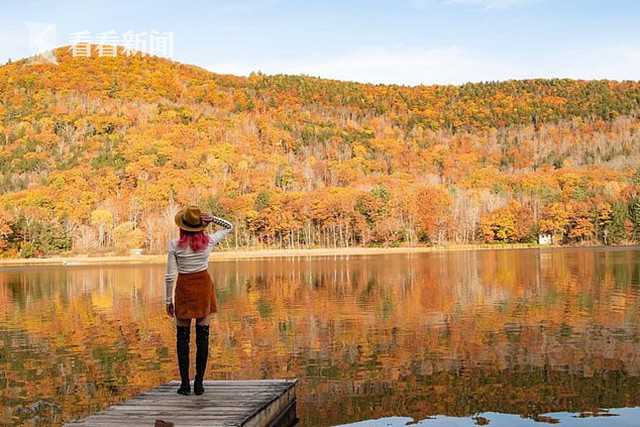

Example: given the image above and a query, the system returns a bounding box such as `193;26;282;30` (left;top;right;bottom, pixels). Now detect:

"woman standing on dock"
164;206;234;395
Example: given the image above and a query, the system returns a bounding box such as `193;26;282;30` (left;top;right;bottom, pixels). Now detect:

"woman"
164;206;234;395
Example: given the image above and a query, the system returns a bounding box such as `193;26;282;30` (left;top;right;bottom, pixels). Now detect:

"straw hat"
175;206;207;232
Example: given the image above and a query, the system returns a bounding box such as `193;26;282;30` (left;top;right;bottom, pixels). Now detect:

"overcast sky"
1;0;639;85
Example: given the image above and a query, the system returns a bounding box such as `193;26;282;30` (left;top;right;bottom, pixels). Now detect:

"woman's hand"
166;302;175;317
200;213;213;225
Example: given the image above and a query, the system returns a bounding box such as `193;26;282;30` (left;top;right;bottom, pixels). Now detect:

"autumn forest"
1;47;640;257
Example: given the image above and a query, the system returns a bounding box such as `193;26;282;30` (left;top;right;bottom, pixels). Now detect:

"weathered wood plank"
64;379;298;427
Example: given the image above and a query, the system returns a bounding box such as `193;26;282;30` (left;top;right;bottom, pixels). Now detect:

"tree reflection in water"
1;248;640;426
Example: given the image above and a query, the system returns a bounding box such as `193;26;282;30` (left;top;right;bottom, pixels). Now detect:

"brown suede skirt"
175;270;217;319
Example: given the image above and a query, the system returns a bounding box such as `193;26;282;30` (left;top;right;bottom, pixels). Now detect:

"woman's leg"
176;318;191;327
193;315;210;395
175;318;192;395
196;315;210;326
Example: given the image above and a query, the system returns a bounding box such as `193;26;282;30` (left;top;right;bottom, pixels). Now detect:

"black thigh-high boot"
176;326;191;395
194;324;210;395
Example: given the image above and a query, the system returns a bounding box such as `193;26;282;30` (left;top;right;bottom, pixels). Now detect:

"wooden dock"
65;379;298;427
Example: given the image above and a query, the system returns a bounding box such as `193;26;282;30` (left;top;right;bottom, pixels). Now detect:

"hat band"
183;217;202;227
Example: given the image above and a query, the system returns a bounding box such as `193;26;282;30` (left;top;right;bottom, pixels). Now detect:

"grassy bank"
0;242;632;268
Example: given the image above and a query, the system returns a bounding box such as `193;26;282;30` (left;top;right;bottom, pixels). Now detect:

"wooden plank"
243;382;297;427
64;379;297;427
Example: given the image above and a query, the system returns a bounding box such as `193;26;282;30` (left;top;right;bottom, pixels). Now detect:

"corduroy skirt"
174;270;217;319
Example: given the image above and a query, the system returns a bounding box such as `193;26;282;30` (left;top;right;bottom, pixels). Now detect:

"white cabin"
538;233;552;245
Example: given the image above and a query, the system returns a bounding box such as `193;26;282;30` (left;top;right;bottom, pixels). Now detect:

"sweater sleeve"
164;240;178;304
209;216;234;246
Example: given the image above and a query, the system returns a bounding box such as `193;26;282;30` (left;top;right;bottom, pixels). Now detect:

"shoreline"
0;243;636;267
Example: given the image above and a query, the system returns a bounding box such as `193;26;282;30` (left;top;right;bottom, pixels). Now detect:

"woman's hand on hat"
200;213;213;224
166;302;175;317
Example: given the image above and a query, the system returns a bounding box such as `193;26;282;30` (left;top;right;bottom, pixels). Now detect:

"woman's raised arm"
208;216;234;246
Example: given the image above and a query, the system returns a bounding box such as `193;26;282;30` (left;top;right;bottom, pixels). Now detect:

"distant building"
538;233;552;245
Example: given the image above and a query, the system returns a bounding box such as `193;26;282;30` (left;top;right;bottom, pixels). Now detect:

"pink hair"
177;229;210;252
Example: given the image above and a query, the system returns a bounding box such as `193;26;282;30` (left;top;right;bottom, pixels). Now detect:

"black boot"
176;325;191;395
194;324;209;395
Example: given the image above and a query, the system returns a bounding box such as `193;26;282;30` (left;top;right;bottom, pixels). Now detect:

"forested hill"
1;46;640;257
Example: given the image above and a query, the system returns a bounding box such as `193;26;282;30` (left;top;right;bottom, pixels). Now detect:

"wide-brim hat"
175;206;207;232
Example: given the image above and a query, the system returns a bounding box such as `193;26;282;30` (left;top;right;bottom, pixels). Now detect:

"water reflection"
1;248;640;426
337;408;640;426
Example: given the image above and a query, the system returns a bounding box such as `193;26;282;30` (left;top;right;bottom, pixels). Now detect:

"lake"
2;247;640;426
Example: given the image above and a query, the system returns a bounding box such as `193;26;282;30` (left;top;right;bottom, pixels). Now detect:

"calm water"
2;248;640;426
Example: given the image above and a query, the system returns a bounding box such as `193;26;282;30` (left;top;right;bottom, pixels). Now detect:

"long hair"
177;229;209;252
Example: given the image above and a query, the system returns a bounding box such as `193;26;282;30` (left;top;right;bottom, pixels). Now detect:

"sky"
1;0;639;85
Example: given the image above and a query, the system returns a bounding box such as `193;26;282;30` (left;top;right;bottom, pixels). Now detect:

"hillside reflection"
1;248;640;426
